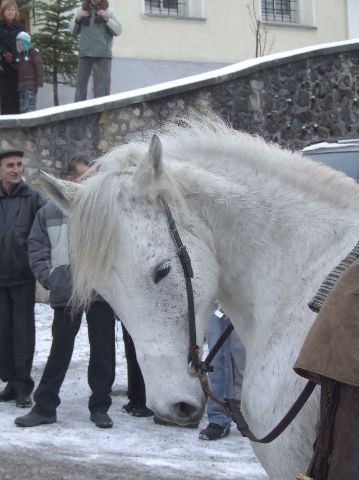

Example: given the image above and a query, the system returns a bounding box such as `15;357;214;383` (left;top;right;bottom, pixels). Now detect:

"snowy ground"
0;304;268;480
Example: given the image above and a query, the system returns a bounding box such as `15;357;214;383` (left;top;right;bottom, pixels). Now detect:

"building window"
261;0;297;23
144;0;187;17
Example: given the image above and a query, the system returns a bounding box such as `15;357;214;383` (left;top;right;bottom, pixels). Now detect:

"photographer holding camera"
70;0;121;102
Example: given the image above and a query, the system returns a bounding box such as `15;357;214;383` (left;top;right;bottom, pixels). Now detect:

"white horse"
40;115;359;479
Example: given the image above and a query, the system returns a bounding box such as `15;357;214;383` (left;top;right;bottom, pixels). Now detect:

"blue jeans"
19;90;37;113
206;305;246;427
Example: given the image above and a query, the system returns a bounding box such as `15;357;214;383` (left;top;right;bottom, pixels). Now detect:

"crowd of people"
0;147;245;442
0;0;121;114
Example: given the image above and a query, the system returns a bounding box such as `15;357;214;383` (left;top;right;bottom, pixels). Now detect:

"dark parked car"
302;139;359;181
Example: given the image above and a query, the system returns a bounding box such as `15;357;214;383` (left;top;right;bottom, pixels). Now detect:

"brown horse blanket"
294;260;359;387
308;240;359;313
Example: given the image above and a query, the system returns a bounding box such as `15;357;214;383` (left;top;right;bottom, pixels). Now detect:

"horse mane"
69;114;359;310
156;114;359;209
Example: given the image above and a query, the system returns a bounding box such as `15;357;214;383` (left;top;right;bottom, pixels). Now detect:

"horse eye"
153;262;171;284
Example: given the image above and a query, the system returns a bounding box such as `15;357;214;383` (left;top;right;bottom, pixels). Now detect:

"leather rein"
160;196;316;444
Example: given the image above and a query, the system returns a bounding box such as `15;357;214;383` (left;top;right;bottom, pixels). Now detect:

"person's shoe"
15;411;56;427
15;393;32;408
122;402;153;417
0;383;16;402
153;415;199;428
90;411;113;428
199;423;230;440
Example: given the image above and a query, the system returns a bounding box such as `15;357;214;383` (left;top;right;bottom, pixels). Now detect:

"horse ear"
149;134;163;180
133;134;163;192
39;170;83;212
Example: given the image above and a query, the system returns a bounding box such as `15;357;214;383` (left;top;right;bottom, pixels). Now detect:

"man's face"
0;155;24;187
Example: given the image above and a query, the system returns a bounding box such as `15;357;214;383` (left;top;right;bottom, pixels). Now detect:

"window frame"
143;0;205;20
261;0;316;28
261;0;298;24
144;0;188;17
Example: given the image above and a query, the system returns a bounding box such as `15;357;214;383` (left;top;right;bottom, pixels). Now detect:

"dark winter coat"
294;259;359;388
28;201;72;308
14;48;44;92
0;180;45;287
0;20;23;77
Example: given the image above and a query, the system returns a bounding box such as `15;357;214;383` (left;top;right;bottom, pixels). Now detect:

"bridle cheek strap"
159;197;201;370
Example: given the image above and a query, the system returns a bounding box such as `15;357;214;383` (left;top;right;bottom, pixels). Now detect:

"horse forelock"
68;145;188;311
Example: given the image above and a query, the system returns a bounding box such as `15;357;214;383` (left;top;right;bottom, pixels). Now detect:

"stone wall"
1;40;358;186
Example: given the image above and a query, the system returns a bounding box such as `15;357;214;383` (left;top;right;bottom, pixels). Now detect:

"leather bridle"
160;196;316;443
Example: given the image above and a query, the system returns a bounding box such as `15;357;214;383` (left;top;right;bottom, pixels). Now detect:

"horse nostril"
174;401;199;419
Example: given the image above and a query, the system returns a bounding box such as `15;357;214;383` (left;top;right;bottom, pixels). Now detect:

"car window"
302;142;359;182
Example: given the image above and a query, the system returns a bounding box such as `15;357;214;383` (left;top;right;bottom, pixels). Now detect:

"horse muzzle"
150;395;206;427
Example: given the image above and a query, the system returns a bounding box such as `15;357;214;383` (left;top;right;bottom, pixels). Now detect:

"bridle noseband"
160;196;316;443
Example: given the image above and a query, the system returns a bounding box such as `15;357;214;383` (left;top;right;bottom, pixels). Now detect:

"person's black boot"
199;423;230;440
122;402;153;417
15;411;57;427
90;411;113;428
0;383;16;402
15;393;32;408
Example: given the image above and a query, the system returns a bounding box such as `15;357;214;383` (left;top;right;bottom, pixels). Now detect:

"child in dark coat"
13;31;43;113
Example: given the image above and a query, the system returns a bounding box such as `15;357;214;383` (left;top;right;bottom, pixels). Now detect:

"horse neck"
178;163;359;349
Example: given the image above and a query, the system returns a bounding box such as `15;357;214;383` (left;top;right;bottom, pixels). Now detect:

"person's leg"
230;329;246;400
74;57;94;102
11;282;36;397
199;306;233;440
121;322;153;416
121;322;147;407
86;301;115;414
0;287;16;397
206;311;233;427
1;74;20;114
32;307;82;417
28;91;37;112
93;58;111;98
21;90;37;113
19;91;26;114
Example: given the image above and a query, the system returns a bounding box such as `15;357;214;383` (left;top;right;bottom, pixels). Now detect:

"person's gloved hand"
3;52;13;63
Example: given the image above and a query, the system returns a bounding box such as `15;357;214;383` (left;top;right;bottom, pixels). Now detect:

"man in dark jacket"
15;154;116;428
0;149;45;407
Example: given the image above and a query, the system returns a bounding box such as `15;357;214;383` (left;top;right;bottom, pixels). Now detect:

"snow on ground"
0;304;268;480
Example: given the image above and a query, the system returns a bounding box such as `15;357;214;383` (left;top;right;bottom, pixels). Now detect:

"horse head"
39;135;219;426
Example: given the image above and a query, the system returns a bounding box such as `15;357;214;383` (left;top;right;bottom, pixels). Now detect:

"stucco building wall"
113;0;349;63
